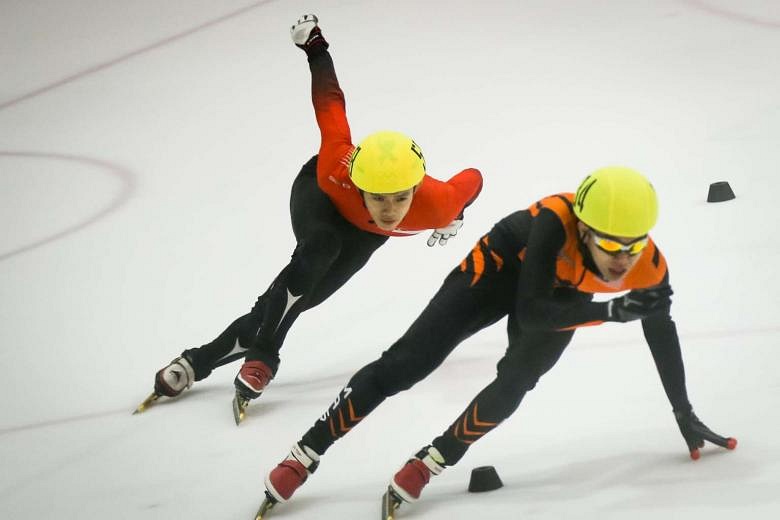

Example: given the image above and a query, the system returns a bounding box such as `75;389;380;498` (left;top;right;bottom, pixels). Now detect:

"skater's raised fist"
291;14;329;54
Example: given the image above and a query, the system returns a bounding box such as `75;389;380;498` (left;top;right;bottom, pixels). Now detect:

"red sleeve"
404;168;483;229
307;50;354;187
445;167;483;215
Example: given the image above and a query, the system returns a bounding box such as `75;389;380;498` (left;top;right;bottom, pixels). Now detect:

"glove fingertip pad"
727;438;738;450
689;449;701;460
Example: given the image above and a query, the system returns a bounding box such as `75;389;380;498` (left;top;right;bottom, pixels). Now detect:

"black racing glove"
606;285;673;323
674;408;737;460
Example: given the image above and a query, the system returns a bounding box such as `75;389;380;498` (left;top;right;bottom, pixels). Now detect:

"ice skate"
133;392;160;414
381;485;403;520
133;355;195;414
253;443;319;517
232;360;274;424
254;491;276;519
385;445;446;512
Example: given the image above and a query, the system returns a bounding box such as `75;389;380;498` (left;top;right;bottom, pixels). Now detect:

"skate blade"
381;486;402;520
132;392;160;414
254;492;277;519
232;392;250;425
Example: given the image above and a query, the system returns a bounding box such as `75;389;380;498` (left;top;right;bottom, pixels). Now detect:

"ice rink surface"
2;1;779;518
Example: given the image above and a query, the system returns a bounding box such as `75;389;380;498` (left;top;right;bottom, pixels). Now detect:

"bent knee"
496;364;541;394
287;230;344;288
371;348;439;396
298;230;343;260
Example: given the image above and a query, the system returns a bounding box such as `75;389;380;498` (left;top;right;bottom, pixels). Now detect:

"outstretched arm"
641;284;737;459
641;275;690;412
292;15;353;179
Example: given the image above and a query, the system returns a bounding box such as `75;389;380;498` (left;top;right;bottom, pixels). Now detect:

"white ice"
1;1;779;519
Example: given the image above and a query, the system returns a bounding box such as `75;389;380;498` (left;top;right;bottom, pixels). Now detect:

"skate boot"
155;355;196;396
134;355;196;414
255;443;320;517
390;445;446;503
232;360;274;424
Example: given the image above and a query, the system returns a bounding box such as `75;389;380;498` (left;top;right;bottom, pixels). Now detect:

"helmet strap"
576;227;602;280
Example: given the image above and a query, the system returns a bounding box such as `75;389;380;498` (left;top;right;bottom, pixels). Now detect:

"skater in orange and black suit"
259;166;736;510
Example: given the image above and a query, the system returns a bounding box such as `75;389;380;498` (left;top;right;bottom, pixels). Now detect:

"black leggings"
300;242;576;465
185;156;387;379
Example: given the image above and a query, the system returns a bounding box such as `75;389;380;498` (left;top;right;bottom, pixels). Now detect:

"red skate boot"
388;445;446;505
256;443;319;518
232;360;274;424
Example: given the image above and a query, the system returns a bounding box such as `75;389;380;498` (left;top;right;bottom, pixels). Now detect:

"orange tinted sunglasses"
590;230;648;256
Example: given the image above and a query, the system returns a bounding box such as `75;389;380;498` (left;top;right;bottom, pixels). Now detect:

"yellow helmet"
573;166;659;238
349;130;426;193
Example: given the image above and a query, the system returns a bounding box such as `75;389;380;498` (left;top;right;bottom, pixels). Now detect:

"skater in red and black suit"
139;15;482;420
258;166;736;514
